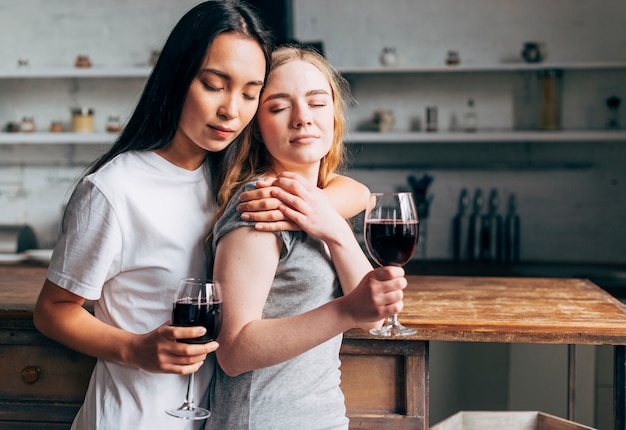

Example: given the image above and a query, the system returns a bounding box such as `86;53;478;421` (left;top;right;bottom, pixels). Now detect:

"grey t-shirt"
207;181;349;430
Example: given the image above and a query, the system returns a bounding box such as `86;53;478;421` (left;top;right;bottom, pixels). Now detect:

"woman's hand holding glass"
128;322;217;375
167;278;222;420
340;265;407;330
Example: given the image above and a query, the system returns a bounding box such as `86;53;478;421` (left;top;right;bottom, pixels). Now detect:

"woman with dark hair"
33;2;368;429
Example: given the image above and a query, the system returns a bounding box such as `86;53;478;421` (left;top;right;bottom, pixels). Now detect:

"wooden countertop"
2;265;626;345
395;275;626;345
0;265;48;314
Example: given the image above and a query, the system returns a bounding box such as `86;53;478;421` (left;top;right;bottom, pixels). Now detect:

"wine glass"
166;278;222;420
364;192;419;336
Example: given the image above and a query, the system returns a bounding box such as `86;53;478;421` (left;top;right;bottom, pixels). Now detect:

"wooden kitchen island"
2;265;626;429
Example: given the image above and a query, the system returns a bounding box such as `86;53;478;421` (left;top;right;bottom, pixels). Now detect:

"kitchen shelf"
339;61;626;75
3;130;625;146
0;132;117;145
0;67;152;79
2;62;623;79
346;130;626;144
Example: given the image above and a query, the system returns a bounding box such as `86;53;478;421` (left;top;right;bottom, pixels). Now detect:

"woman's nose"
292;105;312;128
217;95;238;120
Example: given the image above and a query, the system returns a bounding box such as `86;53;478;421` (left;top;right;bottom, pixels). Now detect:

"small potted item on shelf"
106;115;122;133
74;55;92;68
49;120;64;133
446;50;460;65
379;47;397;66
20;117;36;133
521;41;547;63
372;110;395;132
4;121;20;133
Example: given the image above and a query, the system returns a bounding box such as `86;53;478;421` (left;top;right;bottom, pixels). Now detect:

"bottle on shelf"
480;189;503;262
463;98;477;132
452;188;470;261
504;194;521;263
467;188;483;261
539;69;562;130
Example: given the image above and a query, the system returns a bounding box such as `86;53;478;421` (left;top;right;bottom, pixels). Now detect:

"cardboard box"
431;411;597;430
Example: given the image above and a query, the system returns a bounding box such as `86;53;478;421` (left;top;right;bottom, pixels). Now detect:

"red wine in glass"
364;192;419;336
365;219;419;267
167;278;221;420
172;300;222;344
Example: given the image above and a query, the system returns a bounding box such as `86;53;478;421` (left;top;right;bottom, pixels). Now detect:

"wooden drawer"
0;320;94;426
0;343;94;401
339;335;428;430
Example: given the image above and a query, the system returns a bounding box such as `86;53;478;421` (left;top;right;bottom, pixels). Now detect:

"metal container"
0;225;38;253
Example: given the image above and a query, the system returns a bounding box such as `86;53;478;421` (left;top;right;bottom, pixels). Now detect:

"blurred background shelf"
0;67;152;79
339;61;626;75
0;132;117;145
346;130;626;144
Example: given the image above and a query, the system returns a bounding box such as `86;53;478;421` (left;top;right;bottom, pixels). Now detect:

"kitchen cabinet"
0;265;95;429
0;67;150;145
0;318;96;429
339;61;626;145
0;265;425;429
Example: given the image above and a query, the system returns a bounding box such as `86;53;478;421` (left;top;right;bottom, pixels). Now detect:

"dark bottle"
480;189;503;262
452;188;470;261
504;194;521;263
467;189;483;262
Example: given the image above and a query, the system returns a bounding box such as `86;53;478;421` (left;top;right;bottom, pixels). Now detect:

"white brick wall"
0;0;625;262
293;0;626;264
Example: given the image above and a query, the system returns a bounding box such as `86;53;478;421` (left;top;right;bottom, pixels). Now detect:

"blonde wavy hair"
212;44;353;228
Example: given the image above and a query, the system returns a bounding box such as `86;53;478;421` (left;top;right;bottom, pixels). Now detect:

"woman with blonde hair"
207;45;407;429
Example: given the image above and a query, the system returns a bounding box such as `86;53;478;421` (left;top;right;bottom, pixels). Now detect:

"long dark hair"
85;0;273;195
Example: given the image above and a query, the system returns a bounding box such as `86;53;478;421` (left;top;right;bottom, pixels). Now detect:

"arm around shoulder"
325;174;370;219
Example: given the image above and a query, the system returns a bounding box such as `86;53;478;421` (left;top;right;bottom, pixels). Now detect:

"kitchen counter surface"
3;264;626;345
405;259;626;298
0;264;48;313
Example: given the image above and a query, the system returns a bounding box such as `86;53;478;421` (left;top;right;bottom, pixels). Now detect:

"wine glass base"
166;405;210;420
369;323;417;337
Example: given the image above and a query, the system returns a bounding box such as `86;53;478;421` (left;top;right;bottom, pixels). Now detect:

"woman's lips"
290;134;317;144
209;125;235;139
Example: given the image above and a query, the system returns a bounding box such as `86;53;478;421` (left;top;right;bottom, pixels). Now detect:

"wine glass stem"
184;372;196;408
391;314;401;327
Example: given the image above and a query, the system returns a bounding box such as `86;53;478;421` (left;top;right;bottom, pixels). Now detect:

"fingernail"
240;213;250;220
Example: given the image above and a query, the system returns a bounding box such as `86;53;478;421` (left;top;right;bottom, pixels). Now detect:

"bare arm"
213;225;405;377
34;280;217;374
324;173;370;219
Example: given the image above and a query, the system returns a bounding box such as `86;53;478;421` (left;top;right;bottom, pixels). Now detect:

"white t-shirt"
47;150;215;430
